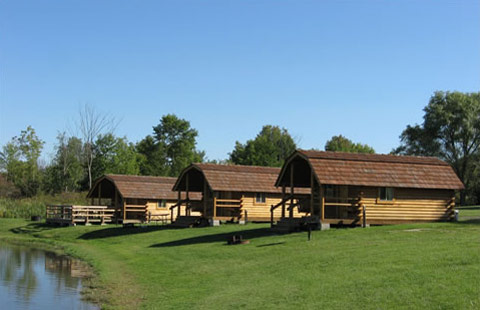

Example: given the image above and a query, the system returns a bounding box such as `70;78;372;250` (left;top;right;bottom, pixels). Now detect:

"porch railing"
214;198;242;219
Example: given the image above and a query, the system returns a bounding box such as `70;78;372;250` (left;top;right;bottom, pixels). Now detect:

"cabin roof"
87;174;201;200
276;150;464;190
174;163;309;194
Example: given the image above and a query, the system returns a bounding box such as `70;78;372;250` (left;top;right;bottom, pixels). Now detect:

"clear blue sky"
1;0;479;162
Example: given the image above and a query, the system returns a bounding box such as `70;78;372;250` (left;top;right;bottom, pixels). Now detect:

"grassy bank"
0;211;478;309
0;192;88;218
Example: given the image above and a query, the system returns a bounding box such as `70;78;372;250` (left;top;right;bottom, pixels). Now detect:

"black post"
362;205;366;228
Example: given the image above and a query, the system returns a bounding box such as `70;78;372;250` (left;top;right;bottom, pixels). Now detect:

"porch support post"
289;163;294;219
177;190;181;218
186;174;190;216
98;183;102;205
203;181;207;217
114;187;118;224
320;185;325;221
281;185;286;218
123;199;127;222
310;170;314;216
213;196;217;219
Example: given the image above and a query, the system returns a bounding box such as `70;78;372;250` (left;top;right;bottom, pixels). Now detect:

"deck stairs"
170;216;205;228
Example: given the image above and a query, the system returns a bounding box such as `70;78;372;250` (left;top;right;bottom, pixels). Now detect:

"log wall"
348;186;455;224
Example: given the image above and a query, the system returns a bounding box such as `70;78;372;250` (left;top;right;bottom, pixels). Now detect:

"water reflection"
0;243;98;310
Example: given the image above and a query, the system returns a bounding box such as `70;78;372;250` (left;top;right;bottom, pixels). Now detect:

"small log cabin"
172;163;309;225
87;174;201;224
275;150;464;229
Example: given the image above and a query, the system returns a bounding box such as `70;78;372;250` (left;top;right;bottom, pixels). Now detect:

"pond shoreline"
0;227;104;309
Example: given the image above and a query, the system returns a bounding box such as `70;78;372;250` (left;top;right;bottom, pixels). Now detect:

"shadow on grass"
256;242;285;247
149;228;274;248
456;206;480;210
457;218;480;225
78;225;177;240
9;222;55;235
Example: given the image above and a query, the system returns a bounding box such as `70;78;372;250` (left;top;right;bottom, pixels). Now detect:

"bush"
0;192;89;219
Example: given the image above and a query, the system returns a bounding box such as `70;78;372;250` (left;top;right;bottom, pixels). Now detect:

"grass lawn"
0;211;478;309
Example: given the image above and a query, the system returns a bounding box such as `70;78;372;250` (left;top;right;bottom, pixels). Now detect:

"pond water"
0;243;99;310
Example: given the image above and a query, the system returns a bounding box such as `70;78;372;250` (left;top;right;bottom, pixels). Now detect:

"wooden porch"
170;197;244;223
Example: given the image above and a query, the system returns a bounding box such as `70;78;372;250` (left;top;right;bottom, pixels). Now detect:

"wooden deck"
46;205;117;226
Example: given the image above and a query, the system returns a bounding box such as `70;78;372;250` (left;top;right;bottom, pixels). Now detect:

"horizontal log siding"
145;200;201;221
240;193;302;222
350;187;455;224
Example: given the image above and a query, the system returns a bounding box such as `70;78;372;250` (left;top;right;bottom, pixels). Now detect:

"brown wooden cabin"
172;163;309;226
87;174;201;224
275;150;464;230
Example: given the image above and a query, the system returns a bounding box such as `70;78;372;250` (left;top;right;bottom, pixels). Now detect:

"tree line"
1;90;479;204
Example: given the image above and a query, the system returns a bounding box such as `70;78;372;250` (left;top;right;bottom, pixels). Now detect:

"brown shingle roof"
280;150;464;190
175;163;310;194
194;163;283;193
91;174;201;200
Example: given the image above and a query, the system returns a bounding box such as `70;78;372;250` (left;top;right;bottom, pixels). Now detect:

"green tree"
0;126;44;196
92;133;140;180
43;133;84;193
136;135;166;176
325;135;375;154
138;114;204;176
229;125;297;167
393;91;480;204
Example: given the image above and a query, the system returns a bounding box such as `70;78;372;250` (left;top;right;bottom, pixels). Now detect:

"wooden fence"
46;205;116;226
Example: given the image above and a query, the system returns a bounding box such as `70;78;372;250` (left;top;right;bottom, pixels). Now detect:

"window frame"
377;187;395;203
254;193;266;205
157;199;167;209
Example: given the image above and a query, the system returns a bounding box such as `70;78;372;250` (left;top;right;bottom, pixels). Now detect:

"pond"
0;243;99;310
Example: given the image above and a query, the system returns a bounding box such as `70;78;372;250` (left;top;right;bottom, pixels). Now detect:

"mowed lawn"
0;211;479;310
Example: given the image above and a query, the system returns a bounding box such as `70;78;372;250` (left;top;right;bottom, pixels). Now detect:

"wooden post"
290;163;294;219
98;183;102;206
270;206;274;227
362;205;366;228
213;196;217;219
123;200;127;222
203;181;207;217
320;185;325;221
241;195;245;222
281;185;286;219
310;170;314;216
177;190;181;218
114;188;118;224
186;173;190;216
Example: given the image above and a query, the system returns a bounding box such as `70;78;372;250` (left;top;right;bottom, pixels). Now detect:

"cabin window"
379;187;394;201
157;200;167;209
255;193;266;204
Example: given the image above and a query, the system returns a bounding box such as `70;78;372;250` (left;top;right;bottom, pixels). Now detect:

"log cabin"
172;163;309;227
274;150;464;232
87;174;201;224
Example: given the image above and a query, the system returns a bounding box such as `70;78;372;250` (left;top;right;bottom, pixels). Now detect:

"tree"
43;133;84;193
136;135;165;176
92;133;140;179
0;126;44;196
325;135;375;154
138;114;204;176
393;91;480;204
76;104;116;189
229;125;297;167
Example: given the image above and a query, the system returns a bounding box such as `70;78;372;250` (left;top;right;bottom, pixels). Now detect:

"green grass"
0;192;89;218
457;205;480;218
0;210;478;309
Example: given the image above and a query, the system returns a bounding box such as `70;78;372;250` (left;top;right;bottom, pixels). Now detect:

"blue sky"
1;0;479;162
